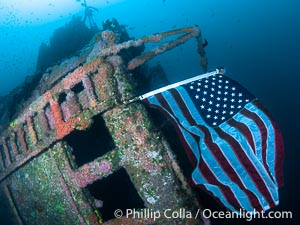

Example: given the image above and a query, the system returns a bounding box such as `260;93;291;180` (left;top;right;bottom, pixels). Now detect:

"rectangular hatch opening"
87;167;145;222
64;114;115;167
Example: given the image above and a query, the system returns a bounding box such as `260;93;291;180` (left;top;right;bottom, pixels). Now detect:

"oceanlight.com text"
202;209;293;221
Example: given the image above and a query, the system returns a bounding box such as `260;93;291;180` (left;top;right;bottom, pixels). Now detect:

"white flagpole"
138;68;224;100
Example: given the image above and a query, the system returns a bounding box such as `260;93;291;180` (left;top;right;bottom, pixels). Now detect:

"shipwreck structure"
0;23;208;225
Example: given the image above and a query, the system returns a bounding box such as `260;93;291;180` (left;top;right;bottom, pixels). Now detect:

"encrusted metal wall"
0;28;207;225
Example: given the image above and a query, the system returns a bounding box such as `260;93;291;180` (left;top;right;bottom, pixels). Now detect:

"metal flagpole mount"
124;67;226;104
124;96;141;104
139;68;224;100
216;67;226;75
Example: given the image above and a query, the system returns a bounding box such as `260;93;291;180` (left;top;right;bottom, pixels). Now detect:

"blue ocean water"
0;0;299;224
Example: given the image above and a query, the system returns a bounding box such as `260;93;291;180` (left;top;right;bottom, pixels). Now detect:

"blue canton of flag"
141;70;284;212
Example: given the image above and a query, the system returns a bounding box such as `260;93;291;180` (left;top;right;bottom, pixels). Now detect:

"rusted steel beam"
96;26;207;72
98;38;144;58
127;26;208;71
141;26;199;43
69;150;121;188
128;31;196;70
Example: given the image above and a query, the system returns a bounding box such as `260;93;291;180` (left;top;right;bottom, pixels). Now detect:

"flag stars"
184;74;254;127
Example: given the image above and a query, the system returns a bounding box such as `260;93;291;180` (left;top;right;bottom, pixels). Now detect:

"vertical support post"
2;138;11;167
82;76;97;107
0;145;4;170
10;134;19;159
195;28;208;72
66;90;81;116
17;127;28;153
50;98;63;130
26;117;37;146
38;110;50;135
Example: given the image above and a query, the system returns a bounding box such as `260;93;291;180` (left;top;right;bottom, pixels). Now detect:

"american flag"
141;69;284;212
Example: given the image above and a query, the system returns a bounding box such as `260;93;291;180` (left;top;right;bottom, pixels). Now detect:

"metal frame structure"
0;26;208;225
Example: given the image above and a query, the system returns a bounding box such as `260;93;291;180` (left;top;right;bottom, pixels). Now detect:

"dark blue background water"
0;0;299;224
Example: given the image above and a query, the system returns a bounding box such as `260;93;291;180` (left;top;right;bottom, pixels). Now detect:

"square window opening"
71;82;85;94
87;167;145;222
63;114;115;167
